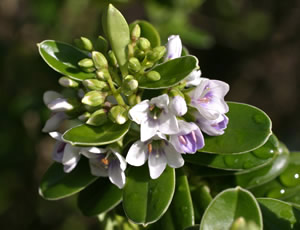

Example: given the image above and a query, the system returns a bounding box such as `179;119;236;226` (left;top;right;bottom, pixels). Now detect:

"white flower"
188;78;229;120
165;35;182;61
185;69;202;87
126;134;184;179
169;120;204;154
170;96;187;116
129;94;187;142
81;147;127;189
196;113;229;136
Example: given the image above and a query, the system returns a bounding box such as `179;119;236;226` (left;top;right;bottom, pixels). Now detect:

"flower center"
149;105;163;120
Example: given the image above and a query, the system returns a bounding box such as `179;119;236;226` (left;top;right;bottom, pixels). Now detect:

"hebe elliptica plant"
38;4;300;230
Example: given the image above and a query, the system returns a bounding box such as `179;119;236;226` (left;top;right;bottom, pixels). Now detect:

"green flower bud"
108;105;128;125
81;91;107;107
108;50;118;67
95;36;108;53
92;51;108;69
137;37;151;51
169;88;185;98
131;24;141;41
134;49;145;61
83;67;96;73
78;112;91;122
147;46;166;62
128;57;141;73
86;109;108;126
58;76;79;88
96;69;110;81
146;71;161;81
127;43;134;58
78;58;94;68
80;37;93;51
82;79;109;91
122;75;138;96
230;217;246;230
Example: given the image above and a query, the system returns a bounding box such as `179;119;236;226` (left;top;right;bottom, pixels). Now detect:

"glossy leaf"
200;187;263;230
123;165;175;225
138;56;198;89
258;198;300;229
38;40;95;81
77;178;122;216
39;158;97;200
62;121;131;146
130;20;161;47
191;185;212;222
184;225;200;230
105;4;130;70
200;102;272;154
235;143;289;189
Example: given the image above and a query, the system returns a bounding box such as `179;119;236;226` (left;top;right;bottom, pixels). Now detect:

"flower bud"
82;79;109;91
134;49;145;61
92;51;108;69
109;105;128;125
108;50;118;67
148;46;166;62
146;71;161;81
81;91;107;107
58;76;79;88
131;24;141;41
78;112;91;122
96;69;110;81
122;75;138;96
80;37;93;51
230;217;246;230
127;44;134;58
137;37;151;51
78;58;94;68
86;109;108;126
128;57;141;73
95;36;108;53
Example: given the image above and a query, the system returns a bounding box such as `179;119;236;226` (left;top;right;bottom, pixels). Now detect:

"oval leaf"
77;178;122;216
62;121;131;146
257;198;300;230
123;165;175;225
200;102;272;154
130;20;161;47
39;158;97;200
38;40;95;81
200;187;263;230
138;56;198;89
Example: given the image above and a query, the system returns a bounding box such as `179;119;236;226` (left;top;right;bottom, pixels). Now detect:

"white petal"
62;144;81;167
150;94;169;109
42;112;67;133
164;144;184;168
177;120;198;135
186;70;201;87
158;113;179;135
109;161;126;189
141;118;158;142
52;141;65;163
165;35;182;60
89;158;109;177
80;147;106;158
43;91;62;105
170;96;187;116
126;141;148;166
47;98;74;112
113;151;127;171
129;100;150;124
209;80;230;98
148;150;167;179
49;131;63;141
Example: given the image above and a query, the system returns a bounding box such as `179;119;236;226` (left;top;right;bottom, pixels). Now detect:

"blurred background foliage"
1;0;300;229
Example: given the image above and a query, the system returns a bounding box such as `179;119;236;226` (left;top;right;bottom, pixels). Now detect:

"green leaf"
184;226;200;230
130;20;161;47
77;178;122;216
191;185;212;221
235;143;289;189
257;198;300;229
38;40;95;81
138;56;198;89
200;102;272;154
62;121;131;146
105;4;130;70
185;134;278;171
39;158;97;200
123;165;175;225
200;187;263;230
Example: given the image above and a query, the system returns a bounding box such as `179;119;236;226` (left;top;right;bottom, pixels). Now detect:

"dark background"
0;0;299;229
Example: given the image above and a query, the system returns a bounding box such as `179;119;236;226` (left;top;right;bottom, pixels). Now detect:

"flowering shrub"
38;4;300;230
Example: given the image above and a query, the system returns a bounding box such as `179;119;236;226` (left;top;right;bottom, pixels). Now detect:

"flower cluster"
42;26;229;187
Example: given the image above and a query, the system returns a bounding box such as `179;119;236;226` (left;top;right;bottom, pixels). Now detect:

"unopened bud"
122;75;138;96
230;217;246;230
169;88;185;98
58;76;79;88
82;79;109;91
92;51;108;69
127;44;134;58
146;71;161;81
96;69;110;81
78;112;91;122
78;58;94;68
80;37;93;51
108;50;118;67
131;24;141;41
108;105;128;125
86;109;108;126
81;91;107;107
148;46;166;62
137;37;151;51
95;36;108;53
134;49;145;61
128;57;141;73
83;67;96;73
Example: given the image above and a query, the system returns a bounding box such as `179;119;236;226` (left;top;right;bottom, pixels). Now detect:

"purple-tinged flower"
170;96;187;116
169;120;204;154
126;134;184;179
188;78;229;120
165;35;182;61
129;94;187;142
196;113;229;136
81;147;127;189
185;70;202;87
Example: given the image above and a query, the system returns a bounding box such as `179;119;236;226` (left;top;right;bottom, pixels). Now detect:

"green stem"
107;73;126;106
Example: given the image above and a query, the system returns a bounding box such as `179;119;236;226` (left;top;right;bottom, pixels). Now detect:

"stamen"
148;143;153;154
179;135;187;145
191;131;197;142
149;105;155;111
199;97;210;103
101;158;109;165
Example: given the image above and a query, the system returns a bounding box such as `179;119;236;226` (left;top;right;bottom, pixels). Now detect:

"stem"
107;73;126;106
